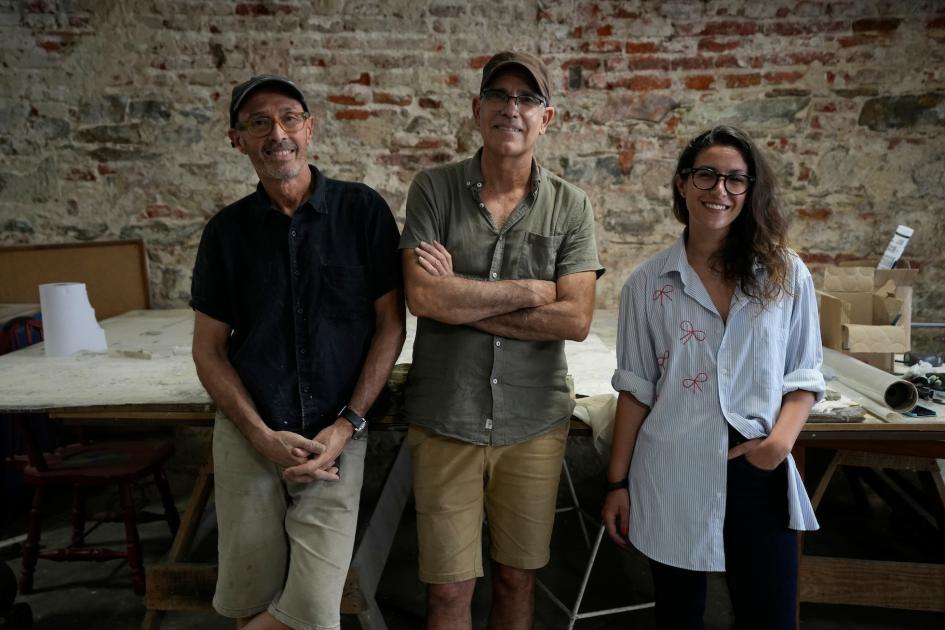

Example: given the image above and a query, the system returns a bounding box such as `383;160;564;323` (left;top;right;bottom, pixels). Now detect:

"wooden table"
0;309;215;629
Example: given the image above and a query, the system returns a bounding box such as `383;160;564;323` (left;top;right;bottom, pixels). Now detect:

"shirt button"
495;340;501;347
303;386;311;393
491;271;497;278
296;307;303;314
476;182;482;188
492;378;498;385
465;180;471;186
478;203;484;208
300;348;307;355
291;230;297;237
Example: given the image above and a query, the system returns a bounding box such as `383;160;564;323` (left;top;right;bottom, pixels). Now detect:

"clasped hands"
255;421;355;484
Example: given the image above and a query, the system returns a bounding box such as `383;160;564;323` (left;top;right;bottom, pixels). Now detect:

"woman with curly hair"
602;125;825;629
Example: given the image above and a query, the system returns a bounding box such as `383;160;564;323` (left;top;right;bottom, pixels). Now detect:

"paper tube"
822;347;917;413
38;282;108;357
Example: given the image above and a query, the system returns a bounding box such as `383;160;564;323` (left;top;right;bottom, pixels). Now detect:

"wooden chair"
12;416;179;596
0;240;174;596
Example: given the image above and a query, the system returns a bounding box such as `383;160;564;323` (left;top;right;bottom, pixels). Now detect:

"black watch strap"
604;478;629;492
338;405;367;439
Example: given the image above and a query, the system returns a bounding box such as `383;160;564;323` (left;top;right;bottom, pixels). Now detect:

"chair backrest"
0;240;151;320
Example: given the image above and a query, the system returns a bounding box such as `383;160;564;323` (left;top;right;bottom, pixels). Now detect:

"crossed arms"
403;240;596;342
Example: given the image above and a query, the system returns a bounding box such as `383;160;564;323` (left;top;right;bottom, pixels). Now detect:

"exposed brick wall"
1;0;943;328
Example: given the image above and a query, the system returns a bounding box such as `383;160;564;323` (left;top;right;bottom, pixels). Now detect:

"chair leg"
70;485;86;546
19;486;45;594
119;482;146;596
153;468;180;536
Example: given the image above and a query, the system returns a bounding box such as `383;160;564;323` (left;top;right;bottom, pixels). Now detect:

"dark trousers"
649;428;799;630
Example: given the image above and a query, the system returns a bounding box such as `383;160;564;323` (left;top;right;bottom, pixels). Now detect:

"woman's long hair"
672;125;790;306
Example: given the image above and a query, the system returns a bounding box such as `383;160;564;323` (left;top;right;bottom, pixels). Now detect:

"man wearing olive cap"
400;52;603;629
191;74;405;630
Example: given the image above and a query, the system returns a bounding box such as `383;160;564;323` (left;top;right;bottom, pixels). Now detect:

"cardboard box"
815;265;918;355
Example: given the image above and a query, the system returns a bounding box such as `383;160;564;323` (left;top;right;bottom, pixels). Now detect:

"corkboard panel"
0;240;151;320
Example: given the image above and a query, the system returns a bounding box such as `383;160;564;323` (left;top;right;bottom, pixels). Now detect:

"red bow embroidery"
683;372;708;393
657;350;669;369
678;320;706;345
652;284;673;305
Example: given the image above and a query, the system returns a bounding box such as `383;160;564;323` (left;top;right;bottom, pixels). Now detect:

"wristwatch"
338;405;368;439
603;478;629;492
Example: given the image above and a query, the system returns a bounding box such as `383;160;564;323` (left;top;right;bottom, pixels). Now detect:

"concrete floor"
2;432;944;629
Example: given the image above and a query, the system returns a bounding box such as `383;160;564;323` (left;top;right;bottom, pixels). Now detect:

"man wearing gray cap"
191;74;405;629
400;52;603;629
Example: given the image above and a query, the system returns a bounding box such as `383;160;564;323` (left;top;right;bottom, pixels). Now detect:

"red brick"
419;97;441;109
852;18;901;34
798;165;810;181
685;75;715;90
580;40;622;53
143;204;187;219
723;74;761;88
797;208;832;221
327;94;366;106
776;7;790;17
597;25;613;37
929;17;945;30
97;164;115;176
714;55;741;69
665;115;679;130
39;40;62;52
445;74;459;86
629;56;671;71
470;55;490;69
613;7;640;18
235;3;294;16
335;110;370;120
618;146;635;173
763;71;804;85
814;102;837;113
570;26;583;38
561;58;600;71
630;76;671;91
373;92;412;106
414;139;444;149
838;34;872;48
625;41;658;54
672;56;713;71
699;22;758;36
348;72;371;86
698;37;739;52
763;21;846;36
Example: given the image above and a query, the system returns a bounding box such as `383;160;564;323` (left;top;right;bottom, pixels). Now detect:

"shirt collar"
463;148;542;195
659;235;691;279
253;165;327;215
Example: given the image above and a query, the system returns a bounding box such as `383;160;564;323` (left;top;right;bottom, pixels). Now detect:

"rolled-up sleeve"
782;259;826;402
612;272;659;407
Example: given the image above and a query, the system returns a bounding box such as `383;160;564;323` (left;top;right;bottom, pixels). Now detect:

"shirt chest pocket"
751;326;786;391
515;232;562;281
320;264;373;319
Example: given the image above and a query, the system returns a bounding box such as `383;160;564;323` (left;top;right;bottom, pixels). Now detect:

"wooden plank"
144;562;217;611
800;556;945;611
810;451;841;511
168;461;213;562
799;439;945;458
839;450;939;470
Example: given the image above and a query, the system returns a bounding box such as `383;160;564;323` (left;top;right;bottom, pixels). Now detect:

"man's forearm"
468;298;591;341
407;275;555;325
346;291;407;416
194;348;269;444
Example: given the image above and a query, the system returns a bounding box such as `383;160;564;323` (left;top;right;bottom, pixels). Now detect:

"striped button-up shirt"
612;236;825;571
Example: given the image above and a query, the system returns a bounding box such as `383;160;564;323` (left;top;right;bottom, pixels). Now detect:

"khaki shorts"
408;422;568;584
212;412;366;630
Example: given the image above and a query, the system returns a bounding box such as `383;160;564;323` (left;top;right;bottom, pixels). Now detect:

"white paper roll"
38;282;108;357
822;347;917;413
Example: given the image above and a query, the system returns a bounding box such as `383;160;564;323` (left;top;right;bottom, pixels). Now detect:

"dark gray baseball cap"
480;51;552;104
229;74;309;128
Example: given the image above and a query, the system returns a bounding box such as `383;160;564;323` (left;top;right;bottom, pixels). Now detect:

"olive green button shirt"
399;150;604;446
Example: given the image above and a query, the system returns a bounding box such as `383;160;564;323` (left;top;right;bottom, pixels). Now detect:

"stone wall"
1;0;943;323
